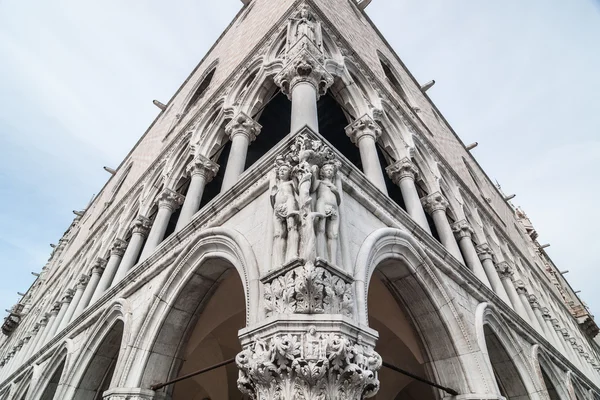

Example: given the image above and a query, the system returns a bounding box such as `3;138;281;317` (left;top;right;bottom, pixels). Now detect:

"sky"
0;0;598;323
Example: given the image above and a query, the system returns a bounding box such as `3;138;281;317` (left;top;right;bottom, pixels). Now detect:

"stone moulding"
263;258;353;317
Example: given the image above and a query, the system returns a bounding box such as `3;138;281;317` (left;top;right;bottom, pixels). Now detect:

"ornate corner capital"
61;288;75;303
91;257;108;275
186;154;219;182
345;114;382;145
452;219;474;239
225;112;262;142
385;157;418;184
421;192;449;214
131;215;152;236
528;295;541;309
237;325;381;399
157;188;185;212
274;49;334;99
110;238;128;257
476;243;494;261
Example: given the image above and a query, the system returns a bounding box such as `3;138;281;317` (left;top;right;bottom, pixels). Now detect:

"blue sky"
0;0;599;322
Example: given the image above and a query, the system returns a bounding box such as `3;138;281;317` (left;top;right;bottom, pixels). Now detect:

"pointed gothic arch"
31;344;71;400
534;346;571;400
354;228;487;395
119;228;259;393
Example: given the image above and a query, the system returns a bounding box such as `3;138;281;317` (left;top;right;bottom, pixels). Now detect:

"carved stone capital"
39;315;49;326
541;307;552;320
157;189;185;212
475;243;494;261
551;319;561;331
421;192;449;214
225;112;262;142
77;274;90;290
50;302;62;314
110;238;128;257
345;115;382;145
131;215;152;236
495;261;513;279
91;257;108;275
274;49;334;99
528;294;540;309
237;326;381;399
186;154;219;182
514;280;528;295
385;157;418;184
61;289;75;304
15;340;24;351
263;259;353;317
452;219;474;239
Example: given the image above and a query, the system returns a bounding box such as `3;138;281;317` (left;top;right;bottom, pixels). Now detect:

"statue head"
320;163;337;179
275;161;293;181
299;5;311;19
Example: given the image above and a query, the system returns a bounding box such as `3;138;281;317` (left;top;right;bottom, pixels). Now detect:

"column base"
103;388;167;400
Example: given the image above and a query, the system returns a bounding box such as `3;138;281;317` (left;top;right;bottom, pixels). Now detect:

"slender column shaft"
476;244;511;304
385;159;432;233
514;282;543;332
62;274;89;326
113;234;145;284
496;263;529;319
48;293;72;339
452;221;491;287
11;340;26;371
23;325;41;360
221;113;261;191
542;309;562;351
56;289;76;333
551;319;568;353
74;260;106;318
291;81;319;133
421;192;463;262
529;296;550;338
93;240;127;299
39;305;60;346
175;155;219;232
346;115;388;194
26;319;47;359
140;189;184;261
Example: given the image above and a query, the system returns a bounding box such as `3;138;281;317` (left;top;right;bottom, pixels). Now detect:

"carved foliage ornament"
452;220;474;239
385;157;417;184
275;50;334;99
186;154;219;181
264;260;353;318
236;328;381;400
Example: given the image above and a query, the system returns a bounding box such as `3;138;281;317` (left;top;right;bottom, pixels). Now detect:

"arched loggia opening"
542;368;560;400
482;325;530;399
368;269;435;399
136;232;256;400
537;351;569;400
39;351;67;400
72;320;124;400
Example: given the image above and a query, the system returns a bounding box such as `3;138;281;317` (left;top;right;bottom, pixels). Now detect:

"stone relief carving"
263;259;353;318
269;134;342;267
288;5;323;52
236;327;381;400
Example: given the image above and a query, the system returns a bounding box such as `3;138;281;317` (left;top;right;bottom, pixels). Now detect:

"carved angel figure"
292;5;316;44
270;160;300;267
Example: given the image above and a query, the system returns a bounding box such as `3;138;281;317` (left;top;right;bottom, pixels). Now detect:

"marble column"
528;295;550;338
386;157;431;233
73;259;107;318
112;216;151;285
26;317;47;359
541;308;563;351
23;324;41;361
39;303;61;346
274;48;334;134
496;262;529;319
452;220;491;287
514;281;543;332
61;274;89;327
221;113;262;191
92;239;127;300
551;319;568;354
139;189;184;261
345;115;388;194
421;192;464;262
10;340;24;372
175;154;219;232
49;290;74;338
476;244;511;304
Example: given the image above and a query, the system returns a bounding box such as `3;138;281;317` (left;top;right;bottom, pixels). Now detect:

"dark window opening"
380;58;407;100
39;358;65;400
376;147;406;211
245;91;292;169
317;93;358;167
163;177;190;240
185;68;216;113
200;140;232;210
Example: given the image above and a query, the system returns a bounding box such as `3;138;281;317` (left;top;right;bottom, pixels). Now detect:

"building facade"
1;0;599;399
